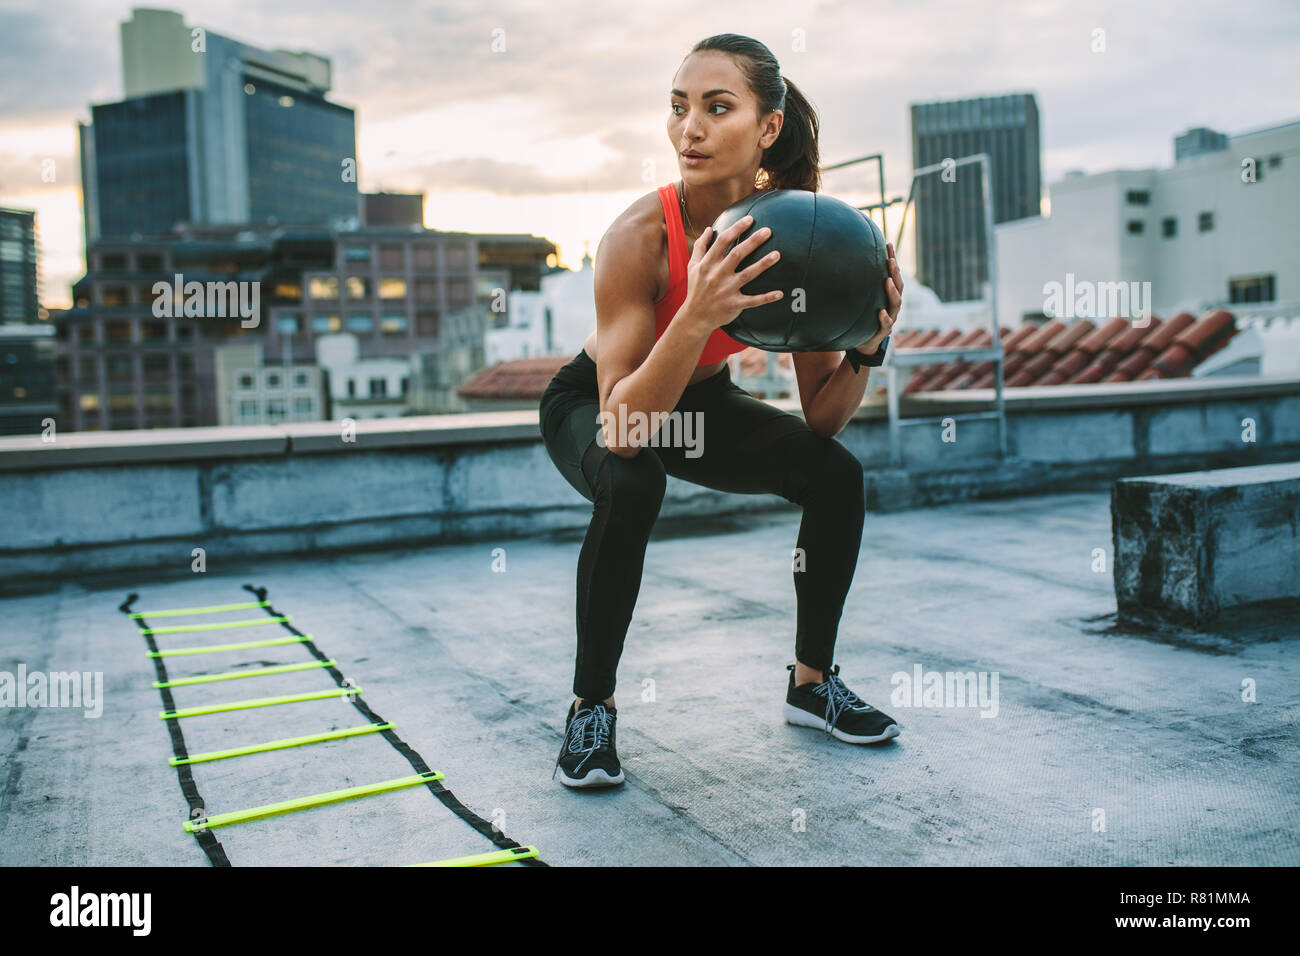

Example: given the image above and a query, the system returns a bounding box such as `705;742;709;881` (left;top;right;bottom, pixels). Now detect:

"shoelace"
552;704;613;778
812;667;873;735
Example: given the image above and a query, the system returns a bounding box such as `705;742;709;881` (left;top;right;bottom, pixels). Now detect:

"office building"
1;207;40;323
909;93;1043;302
78;7;358;242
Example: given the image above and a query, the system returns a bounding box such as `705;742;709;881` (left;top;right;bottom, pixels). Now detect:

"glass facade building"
909;94;1042;302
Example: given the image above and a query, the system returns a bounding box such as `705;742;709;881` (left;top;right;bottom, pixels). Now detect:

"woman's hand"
682;216;785;332
853;241;903;355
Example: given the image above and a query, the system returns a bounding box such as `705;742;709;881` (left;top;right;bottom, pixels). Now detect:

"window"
346;276;370;299
1228;275;1276;304
1198;211;1214;232
99;252;127;271
100;286;129;307
80;393;100;411
107;355;133;380
448;278;470;305
369;377;388;397
105;320;131;341
378;277;407;299
1125;190;1150;205
267;398;287;421
293;396;313;414
344;245;371;262
380;312;407;333
347;313;374;333
1161;217;1177;238
309;277;339;299
413;245;436;271
446;244;469;270
238;372;255;390
142;320;167;341
238;399;258;420
265;372;282;389
143;354;170;376
294;372;310;388
400;376;408;396
277;314;301;335
312;314;341;333
1126;220;1144;235
416;312;439;336
379;245;403;270
415;279;438;302
1268;154;1282;169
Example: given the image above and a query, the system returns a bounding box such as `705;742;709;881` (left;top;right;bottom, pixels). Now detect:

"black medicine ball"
707;188;888;352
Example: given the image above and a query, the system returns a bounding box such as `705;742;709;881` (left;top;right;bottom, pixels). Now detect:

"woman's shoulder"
595;187;671;271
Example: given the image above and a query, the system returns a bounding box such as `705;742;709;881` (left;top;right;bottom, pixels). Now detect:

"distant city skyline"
2;0;1297;310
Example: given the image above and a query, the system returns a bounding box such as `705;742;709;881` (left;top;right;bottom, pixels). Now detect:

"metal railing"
887;153;1006;465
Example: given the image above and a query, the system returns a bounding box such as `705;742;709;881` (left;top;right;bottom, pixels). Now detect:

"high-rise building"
78;8;358;242
909;93;1042;302
0;207;40;323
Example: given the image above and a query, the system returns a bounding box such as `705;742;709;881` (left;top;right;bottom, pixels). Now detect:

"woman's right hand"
682;215;784;332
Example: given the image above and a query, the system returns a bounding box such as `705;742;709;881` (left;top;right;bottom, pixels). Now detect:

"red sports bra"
654;183;749;366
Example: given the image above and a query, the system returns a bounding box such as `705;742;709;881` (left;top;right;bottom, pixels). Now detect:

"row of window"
286;313;440;336
236;370;313;390
306;276;470;303
1125;212;1215;237
344;377;408;398
95;252;165;272
238;397;316;420
56;353;195;380
340;243;471;271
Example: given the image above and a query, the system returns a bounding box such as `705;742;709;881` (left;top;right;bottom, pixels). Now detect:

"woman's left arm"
793;242;903;438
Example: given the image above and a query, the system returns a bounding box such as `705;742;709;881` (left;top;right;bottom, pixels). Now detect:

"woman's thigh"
539;387;604;503
652;381;830;498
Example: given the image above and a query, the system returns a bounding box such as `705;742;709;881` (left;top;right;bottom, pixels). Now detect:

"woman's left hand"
854;242;903;355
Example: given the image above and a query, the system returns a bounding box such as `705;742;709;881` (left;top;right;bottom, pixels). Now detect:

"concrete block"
1112;461;1300;626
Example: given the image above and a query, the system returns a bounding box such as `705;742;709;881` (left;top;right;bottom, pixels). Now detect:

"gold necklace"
678;181;692;235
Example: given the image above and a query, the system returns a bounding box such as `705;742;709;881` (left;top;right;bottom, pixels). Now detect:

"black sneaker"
552;699;625;788
784;663;901;744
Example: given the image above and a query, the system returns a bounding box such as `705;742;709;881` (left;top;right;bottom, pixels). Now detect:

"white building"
315;333;409;419
214;341;325;426
996;118;1299;336
486;254;595;363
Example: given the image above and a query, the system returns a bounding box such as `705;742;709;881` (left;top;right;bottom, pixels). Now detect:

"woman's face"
668;52;782;186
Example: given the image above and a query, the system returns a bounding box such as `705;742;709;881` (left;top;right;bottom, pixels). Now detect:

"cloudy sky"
1;0;1296;309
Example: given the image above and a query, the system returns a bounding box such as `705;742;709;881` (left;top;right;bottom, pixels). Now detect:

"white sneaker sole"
556;766;625;788
784;702;901;744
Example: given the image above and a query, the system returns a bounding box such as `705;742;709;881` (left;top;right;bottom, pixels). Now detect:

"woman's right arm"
594;215;782;459
592;220;711;459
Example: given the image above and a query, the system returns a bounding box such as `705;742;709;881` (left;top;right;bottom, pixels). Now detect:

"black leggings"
538;349;865;702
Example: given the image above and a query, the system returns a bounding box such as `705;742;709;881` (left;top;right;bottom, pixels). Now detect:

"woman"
538;34;903;788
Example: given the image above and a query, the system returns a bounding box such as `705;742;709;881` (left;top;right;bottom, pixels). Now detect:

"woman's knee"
808;435;865;505
591;445;668;514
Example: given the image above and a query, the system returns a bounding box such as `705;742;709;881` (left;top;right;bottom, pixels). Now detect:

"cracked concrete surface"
2;491;1297;866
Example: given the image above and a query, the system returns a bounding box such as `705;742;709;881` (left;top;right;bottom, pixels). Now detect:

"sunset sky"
1;0;1296;310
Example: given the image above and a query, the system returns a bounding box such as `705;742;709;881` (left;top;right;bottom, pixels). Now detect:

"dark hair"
688;34;821;193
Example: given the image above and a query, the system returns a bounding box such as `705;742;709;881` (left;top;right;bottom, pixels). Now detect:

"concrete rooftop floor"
2;490;1297;866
